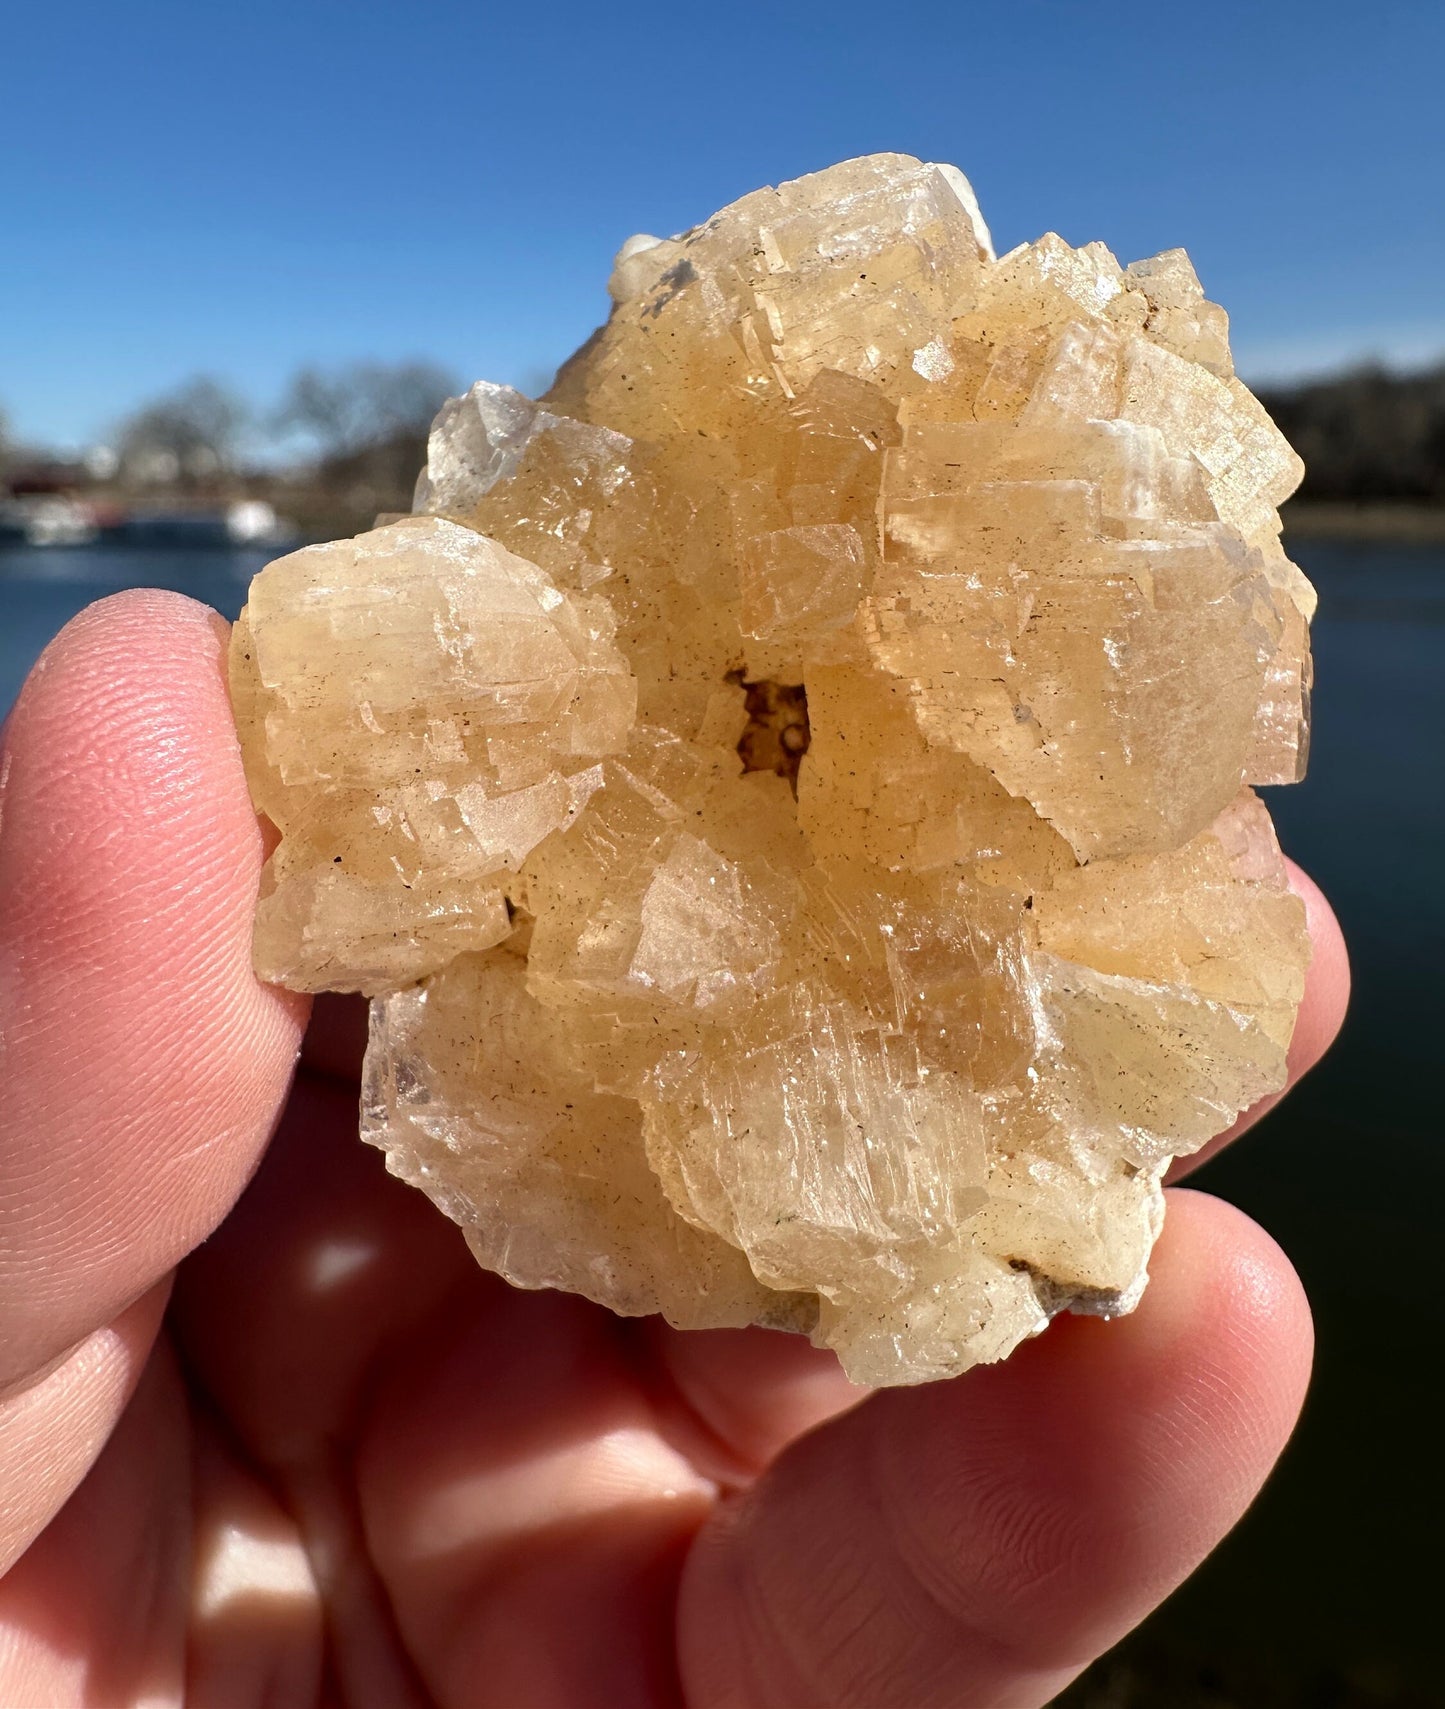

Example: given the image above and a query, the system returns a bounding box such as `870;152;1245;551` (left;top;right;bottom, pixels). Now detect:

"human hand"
0;592;1349;1708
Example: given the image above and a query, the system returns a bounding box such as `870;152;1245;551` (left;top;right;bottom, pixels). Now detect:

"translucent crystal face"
230;154;1312;1386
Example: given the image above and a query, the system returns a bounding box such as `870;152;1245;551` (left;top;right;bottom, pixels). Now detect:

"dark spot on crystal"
728;672;810;795
642;258;698;319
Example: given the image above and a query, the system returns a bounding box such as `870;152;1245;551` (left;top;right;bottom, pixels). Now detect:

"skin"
0;590;1350;1709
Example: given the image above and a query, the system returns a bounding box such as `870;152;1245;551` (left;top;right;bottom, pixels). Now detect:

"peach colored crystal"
230;155;1312;1385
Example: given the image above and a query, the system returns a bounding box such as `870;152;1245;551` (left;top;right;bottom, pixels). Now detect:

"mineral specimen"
230;154;1313;1385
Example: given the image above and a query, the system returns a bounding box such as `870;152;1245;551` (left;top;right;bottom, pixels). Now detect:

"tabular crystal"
231;155;1312;1385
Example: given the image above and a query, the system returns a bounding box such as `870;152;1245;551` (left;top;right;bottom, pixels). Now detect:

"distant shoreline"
1281;501;1445;543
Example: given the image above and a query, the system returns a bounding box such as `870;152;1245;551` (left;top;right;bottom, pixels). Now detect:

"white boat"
0;496;98;547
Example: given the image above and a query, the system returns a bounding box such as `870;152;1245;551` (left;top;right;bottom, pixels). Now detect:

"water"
2;537;1443;1701
0;543;267;712
1071;539;1445;1707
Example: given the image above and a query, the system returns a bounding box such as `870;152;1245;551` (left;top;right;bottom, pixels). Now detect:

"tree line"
6;358;1445;508
107;359;1444;506
106;362;459;486
1256;363;1445;505
0;361;459;490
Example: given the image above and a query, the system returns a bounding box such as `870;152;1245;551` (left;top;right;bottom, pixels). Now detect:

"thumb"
0;591;306;1560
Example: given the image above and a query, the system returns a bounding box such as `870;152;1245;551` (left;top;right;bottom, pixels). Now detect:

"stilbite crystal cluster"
230;155;1314;1385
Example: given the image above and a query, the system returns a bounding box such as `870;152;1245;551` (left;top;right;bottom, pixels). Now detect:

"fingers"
1282;859;1351;1073
0;1340;192;1708
677;1189;1313;1709
1169;858;1350;1181
186;1414;324;1709
300;991;371;1083
0;1284;169;1575
0;591;307;1391
357;1288;715;1709
171;1073;479;1468
637;1320;868;1483
170;1078;491;1709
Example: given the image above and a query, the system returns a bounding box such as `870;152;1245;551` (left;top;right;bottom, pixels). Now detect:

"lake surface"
1067;540;1445;1707
2;537;1442;1703
0;542;272;712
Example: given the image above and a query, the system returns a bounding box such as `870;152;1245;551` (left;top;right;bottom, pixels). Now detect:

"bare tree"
117;377;250;485
276;362;457;462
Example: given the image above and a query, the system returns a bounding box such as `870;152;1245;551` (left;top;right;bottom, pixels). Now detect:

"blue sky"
3;0;1442;448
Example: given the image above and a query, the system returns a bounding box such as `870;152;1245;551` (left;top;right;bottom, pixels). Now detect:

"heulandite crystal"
230;155;1313;1385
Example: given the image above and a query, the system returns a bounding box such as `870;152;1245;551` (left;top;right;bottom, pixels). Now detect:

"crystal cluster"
230;155;1313;1385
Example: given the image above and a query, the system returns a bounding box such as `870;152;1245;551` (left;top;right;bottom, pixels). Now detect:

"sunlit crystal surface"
231;155;1312;1385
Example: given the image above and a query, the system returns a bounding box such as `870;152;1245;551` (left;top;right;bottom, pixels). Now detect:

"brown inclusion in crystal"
230;155;1312;1386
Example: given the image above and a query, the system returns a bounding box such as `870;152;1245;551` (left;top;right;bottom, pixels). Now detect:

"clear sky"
3;0;1442;448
